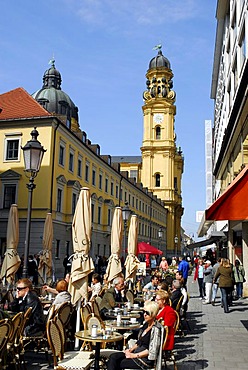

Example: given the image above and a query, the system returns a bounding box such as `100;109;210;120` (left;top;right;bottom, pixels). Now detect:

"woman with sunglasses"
155;290;177;351
107;300;164;370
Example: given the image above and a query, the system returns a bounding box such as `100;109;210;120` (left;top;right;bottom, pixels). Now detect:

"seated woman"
155;290;177;351
107;300;164;370
52;279;71;308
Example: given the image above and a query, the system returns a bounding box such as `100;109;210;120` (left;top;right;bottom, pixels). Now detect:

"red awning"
206;165;248;221
137;242;163;255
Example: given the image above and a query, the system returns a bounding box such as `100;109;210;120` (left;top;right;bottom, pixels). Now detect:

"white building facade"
199;0;248;294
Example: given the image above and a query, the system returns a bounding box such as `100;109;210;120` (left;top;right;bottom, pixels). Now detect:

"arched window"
155;173;160;187
156;126;161;139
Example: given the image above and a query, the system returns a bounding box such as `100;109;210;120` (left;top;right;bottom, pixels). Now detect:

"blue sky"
0;0;217;238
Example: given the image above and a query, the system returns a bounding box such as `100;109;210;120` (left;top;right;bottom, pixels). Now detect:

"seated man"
170;280;183;310
142;275;159;294
10;278;46;336
100;276;126;319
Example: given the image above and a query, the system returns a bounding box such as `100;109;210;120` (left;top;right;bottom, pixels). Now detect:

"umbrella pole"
74;299;81;350
43;265;46;284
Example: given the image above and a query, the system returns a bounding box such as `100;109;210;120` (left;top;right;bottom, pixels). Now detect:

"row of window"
58;143;165;221
56;187;165;233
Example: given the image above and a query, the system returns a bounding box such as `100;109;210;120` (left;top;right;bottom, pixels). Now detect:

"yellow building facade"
0;69;168;277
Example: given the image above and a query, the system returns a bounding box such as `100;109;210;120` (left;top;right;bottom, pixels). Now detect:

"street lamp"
174;235;179;256
21;127;46;278
122;201;131;259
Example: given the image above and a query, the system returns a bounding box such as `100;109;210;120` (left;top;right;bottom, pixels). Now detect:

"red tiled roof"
0;87;51;120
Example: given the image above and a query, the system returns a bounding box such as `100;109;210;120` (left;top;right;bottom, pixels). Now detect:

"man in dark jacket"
100;276;127;319
10;278;45;336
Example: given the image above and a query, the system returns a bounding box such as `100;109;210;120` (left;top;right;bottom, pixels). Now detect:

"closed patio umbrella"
124;215;139;282
68;187;95;305
0;204;21;284
105;207;123;283
38;212;53;284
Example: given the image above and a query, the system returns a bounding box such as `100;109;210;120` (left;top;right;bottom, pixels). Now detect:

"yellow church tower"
141;46;184;255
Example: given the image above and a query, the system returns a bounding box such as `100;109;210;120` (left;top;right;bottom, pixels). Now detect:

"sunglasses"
144;310;151;316
16;286;27;291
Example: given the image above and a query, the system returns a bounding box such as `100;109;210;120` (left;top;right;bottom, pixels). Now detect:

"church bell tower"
141;46;184;255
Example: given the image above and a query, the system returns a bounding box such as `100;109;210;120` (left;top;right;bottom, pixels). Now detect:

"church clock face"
153;113;164;123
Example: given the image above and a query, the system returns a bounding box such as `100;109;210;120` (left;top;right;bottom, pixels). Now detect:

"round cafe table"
104;319;141;331
75;330;123;370
104;319;141;348
105;309;140;320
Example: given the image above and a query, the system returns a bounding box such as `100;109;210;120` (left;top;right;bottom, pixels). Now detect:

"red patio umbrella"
137;242;163;255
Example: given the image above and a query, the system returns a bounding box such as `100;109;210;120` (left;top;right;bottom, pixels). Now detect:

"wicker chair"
80;303;92;328
91;299;101;318
0;318;12;370
21;306;50;365
162;326;177;370
47;318;94;370
7;312;24;369
56;302;72;326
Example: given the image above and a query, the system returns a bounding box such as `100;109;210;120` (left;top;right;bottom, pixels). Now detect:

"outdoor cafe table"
104;319;141;348
75;330;123;370
104;319;141;331
104;309;140;320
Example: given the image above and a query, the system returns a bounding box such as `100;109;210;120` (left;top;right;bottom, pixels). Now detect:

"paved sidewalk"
171;275;248;369
25;274;248;369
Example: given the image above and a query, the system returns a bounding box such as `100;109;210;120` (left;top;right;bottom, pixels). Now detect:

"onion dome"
149;48;171;70
32;59;79;130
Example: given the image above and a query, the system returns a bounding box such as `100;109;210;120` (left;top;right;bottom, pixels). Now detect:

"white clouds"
65;0;202;28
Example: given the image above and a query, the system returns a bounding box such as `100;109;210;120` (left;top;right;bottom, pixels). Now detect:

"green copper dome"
32;59;78;127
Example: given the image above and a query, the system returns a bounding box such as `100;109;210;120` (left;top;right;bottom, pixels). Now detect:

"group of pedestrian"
194;257;245;313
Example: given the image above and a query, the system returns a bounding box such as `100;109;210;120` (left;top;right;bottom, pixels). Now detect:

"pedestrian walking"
211;258;221;305
233;259;245;299
194;259;204;299
203;260;213;304
178;256;190;285
213;258;233;313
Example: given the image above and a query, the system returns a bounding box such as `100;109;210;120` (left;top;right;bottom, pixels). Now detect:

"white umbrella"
0;204;21;284
68;187;95;350
68;187;95;305
38;213;53;283
125;214;140;282
105;207;123;283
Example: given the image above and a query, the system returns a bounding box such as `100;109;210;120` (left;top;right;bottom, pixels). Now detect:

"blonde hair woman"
213;258;233;313
107;300;164;370
155;290;177;350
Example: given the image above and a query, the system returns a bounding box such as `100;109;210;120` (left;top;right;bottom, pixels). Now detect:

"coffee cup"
130;317;137;323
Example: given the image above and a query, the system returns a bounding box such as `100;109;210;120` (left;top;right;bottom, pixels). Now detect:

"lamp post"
21;128;46;278
122;201;131;259
174;235;179;257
